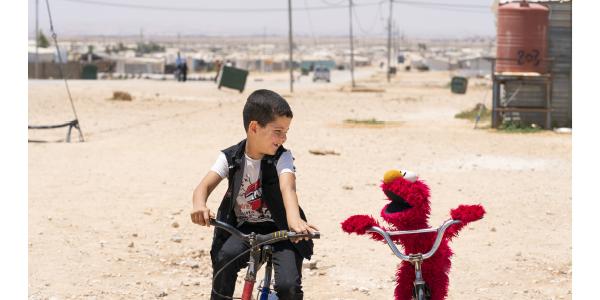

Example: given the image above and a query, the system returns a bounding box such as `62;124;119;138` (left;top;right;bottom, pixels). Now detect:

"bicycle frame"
209;219;319;300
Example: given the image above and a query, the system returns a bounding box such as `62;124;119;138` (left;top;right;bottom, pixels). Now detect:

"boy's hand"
288;218;319;243
190;206;215;227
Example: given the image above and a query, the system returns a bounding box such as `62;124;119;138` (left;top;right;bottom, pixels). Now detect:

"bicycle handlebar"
209;218;320;245
366;219;461;261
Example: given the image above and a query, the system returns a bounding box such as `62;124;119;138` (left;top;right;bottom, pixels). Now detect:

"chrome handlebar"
366;219;461;261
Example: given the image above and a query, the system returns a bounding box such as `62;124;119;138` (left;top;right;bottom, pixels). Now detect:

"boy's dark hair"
243;89;293;131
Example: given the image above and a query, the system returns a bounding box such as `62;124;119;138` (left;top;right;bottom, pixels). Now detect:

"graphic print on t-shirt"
211;151;294;225
236;173;272;223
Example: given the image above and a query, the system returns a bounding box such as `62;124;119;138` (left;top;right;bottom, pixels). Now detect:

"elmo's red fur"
341;170;485;300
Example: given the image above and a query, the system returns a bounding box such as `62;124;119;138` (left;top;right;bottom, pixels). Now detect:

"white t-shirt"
210;150;296;225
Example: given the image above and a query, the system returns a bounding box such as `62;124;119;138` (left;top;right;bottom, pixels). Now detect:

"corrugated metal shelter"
28;62;83;79
458;56;493;77
547;0;572;126
500;0;571;127
300;60;336;71
114;57;165;74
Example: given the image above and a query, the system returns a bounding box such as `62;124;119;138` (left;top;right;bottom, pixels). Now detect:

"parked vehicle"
313;67;331;82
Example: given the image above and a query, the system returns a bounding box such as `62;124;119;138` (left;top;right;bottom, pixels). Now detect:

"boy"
191;89;318;300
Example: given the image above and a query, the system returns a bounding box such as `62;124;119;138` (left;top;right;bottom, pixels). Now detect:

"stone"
171;235;183;243
303;261;318;270
180;259;199;269
157;291;168;297
111;91;133;101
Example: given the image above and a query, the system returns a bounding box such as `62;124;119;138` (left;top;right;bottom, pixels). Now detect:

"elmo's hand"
341;215;380;235
450;204;485;223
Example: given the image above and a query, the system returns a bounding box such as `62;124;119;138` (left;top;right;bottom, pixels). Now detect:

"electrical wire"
58;0;383;13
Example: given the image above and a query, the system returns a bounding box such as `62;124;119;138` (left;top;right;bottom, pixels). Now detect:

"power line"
304;0;320;46
319;0;347;6
352;0;386;35
394;0;489;10
393;0;490;13
58;0;383;12
58;0;490;13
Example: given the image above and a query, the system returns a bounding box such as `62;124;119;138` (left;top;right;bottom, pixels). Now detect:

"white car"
313;67;331;82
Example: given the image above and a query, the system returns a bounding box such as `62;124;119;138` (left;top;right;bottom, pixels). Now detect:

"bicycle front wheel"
413;284;431;300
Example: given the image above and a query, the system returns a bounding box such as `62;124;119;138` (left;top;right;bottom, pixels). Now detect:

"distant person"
214;60;222;83
176;52;185;82
181;60;188;82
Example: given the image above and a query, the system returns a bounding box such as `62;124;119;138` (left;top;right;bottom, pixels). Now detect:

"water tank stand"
492;72;553;129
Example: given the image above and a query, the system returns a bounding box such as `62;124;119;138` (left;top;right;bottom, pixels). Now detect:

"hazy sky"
28;0;496;38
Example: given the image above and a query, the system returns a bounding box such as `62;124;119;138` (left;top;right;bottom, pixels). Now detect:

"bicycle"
366;219;461;300
209;218;320;300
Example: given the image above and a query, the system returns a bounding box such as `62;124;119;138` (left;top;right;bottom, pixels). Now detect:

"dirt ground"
28;68;571;299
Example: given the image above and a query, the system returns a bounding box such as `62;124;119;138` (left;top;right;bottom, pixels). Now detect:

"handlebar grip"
287;231;321;239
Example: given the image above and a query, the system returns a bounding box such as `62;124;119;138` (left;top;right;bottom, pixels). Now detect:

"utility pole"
387;0;393;83
35;0;39;79
349;0;355;88
288;0;294;93
140;28;144;51
262;27;266;73
393;21;398;58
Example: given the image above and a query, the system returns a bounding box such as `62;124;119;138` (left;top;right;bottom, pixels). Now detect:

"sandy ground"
29;68;571;299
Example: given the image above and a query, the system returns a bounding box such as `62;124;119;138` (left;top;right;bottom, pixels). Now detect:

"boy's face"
249;116;292;155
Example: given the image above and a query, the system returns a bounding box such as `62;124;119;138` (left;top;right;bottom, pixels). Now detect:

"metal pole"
35;0;39;79
387;0;393;83
262;27;266;73
288;0;294;93
349;0;355;88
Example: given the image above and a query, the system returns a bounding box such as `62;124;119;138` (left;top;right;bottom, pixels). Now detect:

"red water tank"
496;0;549;73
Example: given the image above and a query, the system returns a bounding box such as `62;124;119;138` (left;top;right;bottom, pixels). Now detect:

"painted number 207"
516;50;541;66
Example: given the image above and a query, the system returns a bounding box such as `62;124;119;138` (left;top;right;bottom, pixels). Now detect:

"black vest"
210;139;314;261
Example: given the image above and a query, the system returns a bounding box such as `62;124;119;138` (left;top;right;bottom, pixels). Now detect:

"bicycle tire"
413;284;431;300
417;288;424;300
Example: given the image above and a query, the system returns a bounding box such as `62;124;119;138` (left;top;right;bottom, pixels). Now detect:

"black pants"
211;222;304;300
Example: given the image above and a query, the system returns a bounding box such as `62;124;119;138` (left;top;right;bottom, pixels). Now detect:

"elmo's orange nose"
383;170;403;184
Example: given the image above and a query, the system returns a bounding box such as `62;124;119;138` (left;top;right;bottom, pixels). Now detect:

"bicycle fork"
258;245;274;300
410;255;431;300
242;236;275;300
242;234;260;300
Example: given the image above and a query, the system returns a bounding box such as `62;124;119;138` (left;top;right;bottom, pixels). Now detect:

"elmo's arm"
341;215;386;242
444;204;486;242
